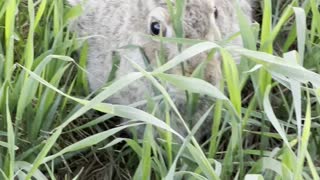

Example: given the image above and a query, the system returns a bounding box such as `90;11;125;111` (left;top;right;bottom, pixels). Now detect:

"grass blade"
4;0;15;80
43;124;141;163
5;87;15;179
263;85;291;149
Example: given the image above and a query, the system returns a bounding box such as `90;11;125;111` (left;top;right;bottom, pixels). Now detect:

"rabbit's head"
145;0;220;39
67;0;251;89
140;0;248;84
130;0;223;84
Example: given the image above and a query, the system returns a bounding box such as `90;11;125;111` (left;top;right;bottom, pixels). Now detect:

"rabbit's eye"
150;22;162;36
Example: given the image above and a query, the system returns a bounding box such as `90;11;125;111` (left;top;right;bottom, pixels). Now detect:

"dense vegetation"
0;0;319;179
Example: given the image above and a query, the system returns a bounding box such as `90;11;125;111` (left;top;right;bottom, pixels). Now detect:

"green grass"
0;0;320;179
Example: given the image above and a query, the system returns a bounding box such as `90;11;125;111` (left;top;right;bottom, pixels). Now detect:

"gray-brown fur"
67;0;252;138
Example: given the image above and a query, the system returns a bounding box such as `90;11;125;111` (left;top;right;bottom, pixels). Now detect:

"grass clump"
0;0;320;179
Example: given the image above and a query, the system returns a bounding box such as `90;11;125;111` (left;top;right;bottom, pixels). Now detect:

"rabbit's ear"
66;0;81;6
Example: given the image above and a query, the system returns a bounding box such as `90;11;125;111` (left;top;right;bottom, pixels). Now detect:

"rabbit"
67;0;252;139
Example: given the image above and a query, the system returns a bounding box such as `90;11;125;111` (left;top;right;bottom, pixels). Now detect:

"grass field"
0;0;320;179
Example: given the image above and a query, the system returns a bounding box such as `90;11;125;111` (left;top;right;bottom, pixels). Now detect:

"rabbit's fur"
68;0;252;138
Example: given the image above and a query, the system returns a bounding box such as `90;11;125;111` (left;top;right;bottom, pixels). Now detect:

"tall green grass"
0;0;320;179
